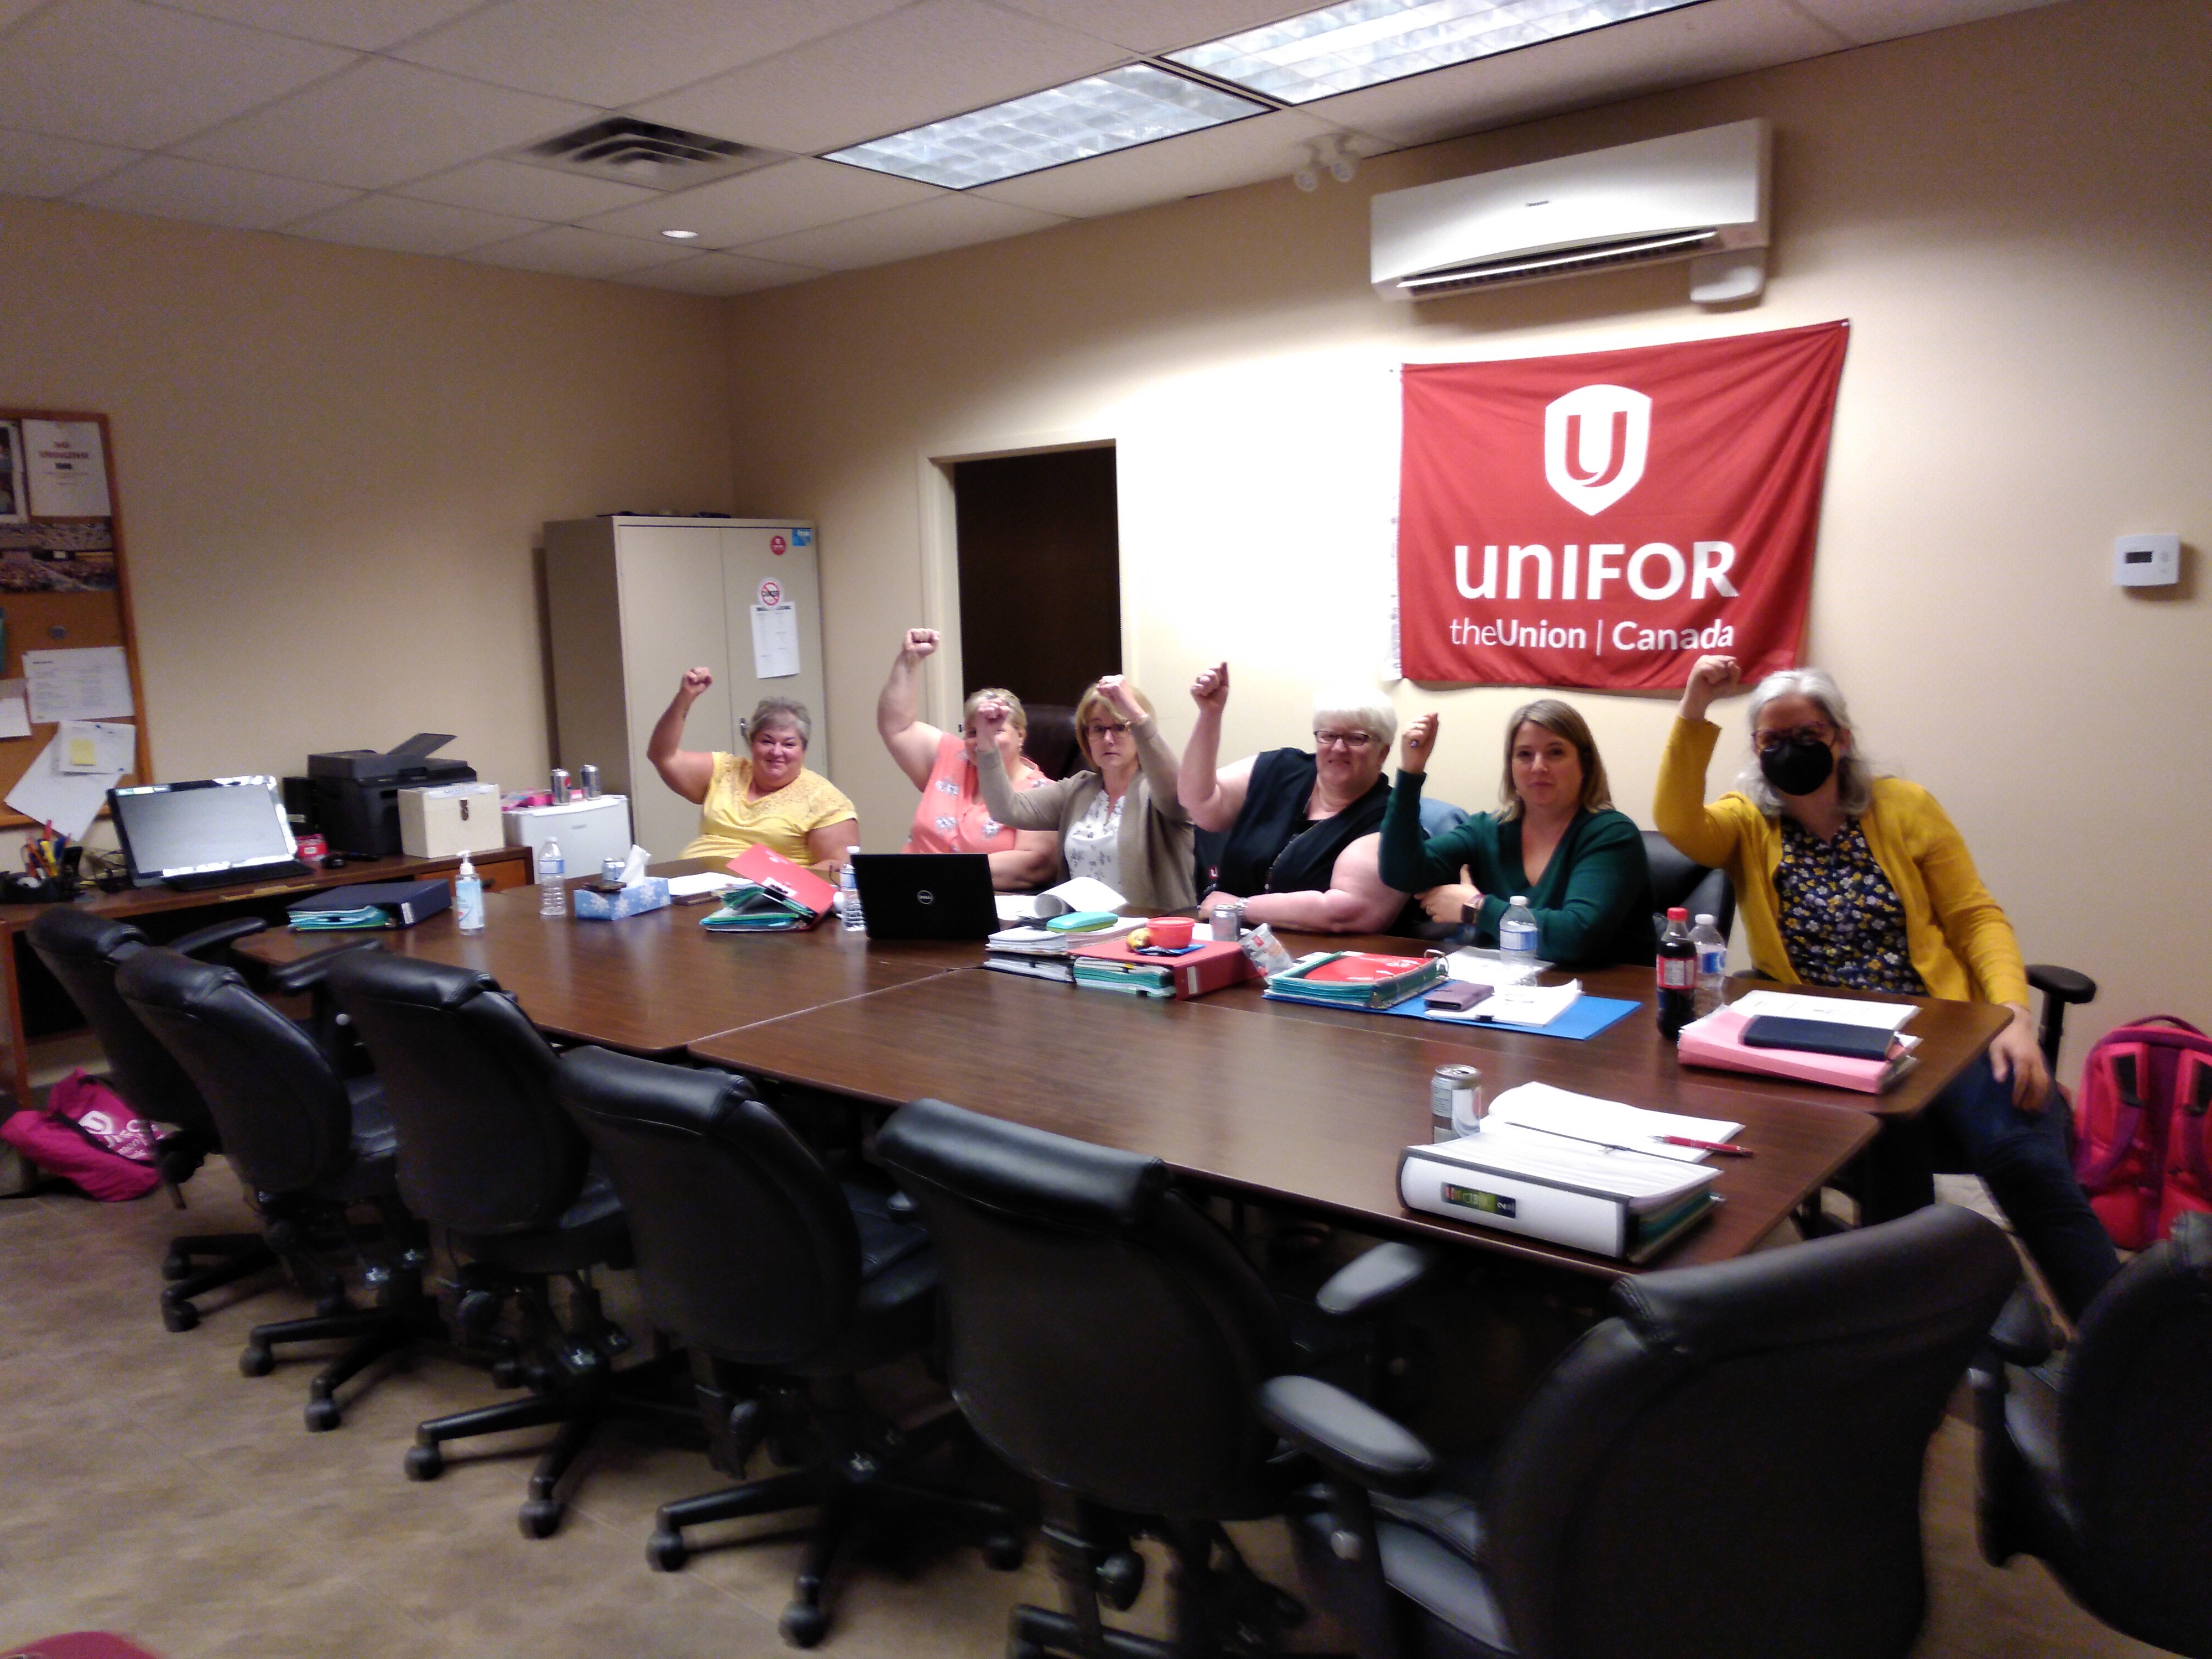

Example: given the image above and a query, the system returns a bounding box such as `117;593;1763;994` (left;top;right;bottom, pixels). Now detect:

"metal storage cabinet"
543;516;826;863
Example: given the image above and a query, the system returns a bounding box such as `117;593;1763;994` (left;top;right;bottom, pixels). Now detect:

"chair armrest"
1258;1374;1436;1499
1315;1240;1438;1321
2025;964;2097;1006
172;917;270;958
264;938;385;996
1987;1282;2058;1368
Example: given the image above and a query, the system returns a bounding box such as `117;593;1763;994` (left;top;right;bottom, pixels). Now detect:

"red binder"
1068;937;1259;999
726;844;838;923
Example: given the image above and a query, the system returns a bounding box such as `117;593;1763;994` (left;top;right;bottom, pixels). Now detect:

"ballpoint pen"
1658;1135;1755;1157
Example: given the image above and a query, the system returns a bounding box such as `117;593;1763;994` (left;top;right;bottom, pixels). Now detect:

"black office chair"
875;1096;1338;1659
1022;703;1083;781
27;907;277;1331
1641;828;1734;941
326;952;696;1538
556;1048;1020;1648
1974;1211;2212;1657
1259;1204;2020;1659
114;945;437;1431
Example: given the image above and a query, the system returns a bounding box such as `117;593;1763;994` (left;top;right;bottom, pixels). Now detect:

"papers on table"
1441;947;1550;989
988;916;1141;956
995;876;1128;922
1725;988;1918;1032
1482;1081;1744;1165
24;645;134;722
667;872;739;901
1428;979;1583;1027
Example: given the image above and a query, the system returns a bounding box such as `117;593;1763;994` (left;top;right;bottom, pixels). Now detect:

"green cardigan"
1377;773;1656;967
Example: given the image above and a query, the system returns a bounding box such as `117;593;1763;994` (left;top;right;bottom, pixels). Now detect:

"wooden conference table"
228;862;2009;1279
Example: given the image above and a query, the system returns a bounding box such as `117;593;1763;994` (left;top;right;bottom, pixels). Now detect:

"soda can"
1430;1064;1484;1141
599;857;625;885
1211;905;1240;942
550;767;571;803
580;764;601;799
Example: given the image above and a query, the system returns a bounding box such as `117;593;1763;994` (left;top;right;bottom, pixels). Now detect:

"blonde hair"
961;687;1028;737
1073;681;1155;770
1496;699;1613;823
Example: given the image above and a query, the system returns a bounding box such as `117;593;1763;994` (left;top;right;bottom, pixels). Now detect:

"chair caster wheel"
779;1601;829;1648
519;1498;562;1539
491;1358;524;1389
1007;1640;1045;1659
162;1298;200;1333
1098;1550;1145;1611
162;1251;192;1280
646;1530;688;1572
982;1530;1025;1571
239;1344;274;1377
315;1292;352;1318
304;1397;342;1432
404;1443;444;1481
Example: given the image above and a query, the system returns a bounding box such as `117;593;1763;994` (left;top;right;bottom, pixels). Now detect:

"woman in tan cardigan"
971;676;1194;911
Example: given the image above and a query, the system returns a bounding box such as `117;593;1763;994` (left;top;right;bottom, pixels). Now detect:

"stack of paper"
1679;992;1920;1093
1428;979;1584;1027
1480;1081;1743;1162
995;876;1126;924
983;915;1141;984
1441;947;1551;988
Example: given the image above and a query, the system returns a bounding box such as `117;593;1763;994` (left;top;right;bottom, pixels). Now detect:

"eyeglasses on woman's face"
1312;729;1376;752
1085;721;1131;741
1752;721;1836;755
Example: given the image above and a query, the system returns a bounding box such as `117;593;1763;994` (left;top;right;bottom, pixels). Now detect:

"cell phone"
1424;982;1490;1012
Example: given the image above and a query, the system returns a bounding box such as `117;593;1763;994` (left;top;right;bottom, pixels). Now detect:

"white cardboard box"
502;796;633;874
399;782;504;858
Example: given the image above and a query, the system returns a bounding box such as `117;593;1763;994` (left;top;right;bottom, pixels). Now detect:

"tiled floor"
0;1170;2165;1659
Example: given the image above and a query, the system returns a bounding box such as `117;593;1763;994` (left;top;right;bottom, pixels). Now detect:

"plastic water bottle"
537;836;566;917
1691;913;1727;1018
1656;906;1695;1041
1499;895;1539;972
838;851;864;931
454;853;485;935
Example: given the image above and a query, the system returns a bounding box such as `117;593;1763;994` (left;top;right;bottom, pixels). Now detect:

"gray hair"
1312;686;1398;750
1740;668;1873;816
743;696;812;747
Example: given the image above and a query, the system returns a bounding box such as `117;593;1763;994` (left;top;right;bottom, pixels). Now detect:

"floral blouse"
1774;816;1929;995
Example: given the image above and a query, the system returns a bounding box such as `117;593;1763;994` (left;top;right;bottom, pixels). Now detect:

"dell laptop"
850;853;999;942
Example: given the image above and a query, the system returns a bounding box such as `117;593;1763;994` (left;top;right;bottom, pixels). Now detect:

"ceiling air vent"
517;117;781;191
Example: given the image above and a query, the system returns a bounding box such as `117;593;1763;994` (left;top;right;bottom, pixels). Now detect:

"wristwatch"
1461;900;1477;926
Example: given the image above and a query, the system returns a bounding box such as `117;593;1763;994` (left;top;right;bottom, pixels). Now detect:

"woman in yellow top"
649;668;858;871
1658;654;2116;1317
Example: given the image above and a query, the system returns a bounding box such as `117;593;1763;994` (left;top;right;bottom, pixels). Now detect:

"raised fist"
1095;675;1142;719
679;666;714;698
971;697;1013;735
1679;655;1743;721
1190;662;1230;713
902;628;940;658
1400;713;1439;774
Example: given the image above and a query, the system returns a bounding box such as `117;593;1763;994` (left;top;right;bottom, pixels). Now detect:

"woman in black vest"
1176;662;1412;934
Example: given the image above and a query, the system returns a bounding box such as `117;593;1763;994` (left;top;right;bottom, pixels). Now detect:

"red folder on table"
726;844;838;923
1677;1005;1914;1094
1069;937;1258;999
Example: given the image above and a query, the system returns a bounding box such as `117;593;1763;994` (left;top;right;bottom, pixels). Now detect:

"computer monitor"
108;776;300;887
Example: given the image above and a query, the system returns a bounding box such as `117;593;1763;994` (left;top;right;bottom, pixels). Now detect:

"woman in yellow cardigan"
1658;655;2116;1316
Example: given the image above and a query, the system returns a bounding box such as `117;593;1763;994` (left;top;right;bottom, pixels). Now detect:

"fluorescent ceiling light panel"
1169;0;1708;104
826;63;1265;190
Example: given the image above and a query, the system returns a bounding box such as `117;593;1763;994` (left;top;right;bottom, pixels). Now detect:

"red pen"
1660;1135;1754;1157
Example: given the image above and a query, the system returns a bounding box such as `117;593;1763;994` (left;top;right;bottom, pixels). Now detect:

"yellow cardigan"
1653;717;2028;1006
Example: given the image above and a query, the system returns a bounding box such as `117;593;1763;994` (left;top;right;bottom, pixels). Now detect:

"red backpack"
0;1069;163;1202
2072;1016;2212;1250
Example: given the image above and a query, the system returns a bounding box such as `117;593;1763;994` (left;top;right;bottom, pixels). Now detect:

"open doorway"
952;445;1122;711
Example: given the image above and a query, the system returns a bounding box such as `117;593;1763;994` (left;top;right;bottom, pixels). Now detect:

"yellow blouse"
680;753;858;865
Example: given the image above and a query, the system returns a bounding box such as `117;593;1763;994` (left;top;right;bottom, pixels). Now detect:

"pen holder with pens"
6;855;81;903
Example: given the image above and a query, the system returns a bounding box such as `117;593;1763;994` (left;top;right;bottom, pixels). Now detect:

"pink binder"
1677;1005;1908;1094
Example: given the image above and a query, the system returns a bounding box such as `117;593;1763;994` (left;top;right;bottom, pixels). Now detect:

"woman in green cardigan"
1377;699;1655;967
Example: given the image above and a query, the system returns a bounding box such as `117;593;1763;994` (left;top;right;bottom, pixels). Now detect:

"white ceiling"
0;0;2062;296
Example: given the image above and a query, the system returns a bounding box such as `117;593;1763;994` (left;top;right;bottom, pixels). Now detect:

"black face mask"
1759;736;1835;797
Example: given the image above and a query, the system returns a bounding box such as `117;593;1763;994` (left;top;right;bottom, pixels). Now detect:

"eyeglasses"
1085;721;1132;740
1752;722;1835;755
1313;729;1377;752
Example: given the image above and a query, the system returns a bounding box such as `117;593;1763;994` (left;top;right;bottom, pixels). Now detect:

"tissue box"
572;877;670;921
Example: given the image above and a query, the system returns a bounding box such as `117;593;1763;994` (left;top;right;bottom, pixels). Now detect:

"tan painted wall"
0;195;733;823
723;0;2211;1063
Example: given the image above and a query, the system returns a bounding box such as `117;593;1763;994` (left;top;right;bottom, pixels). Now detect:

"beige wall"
0;195;733;823
723;0;2211;1063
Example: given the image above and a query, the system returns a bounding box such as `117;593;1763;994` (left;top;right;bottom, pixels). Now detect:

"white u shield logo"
1543;383;1651;517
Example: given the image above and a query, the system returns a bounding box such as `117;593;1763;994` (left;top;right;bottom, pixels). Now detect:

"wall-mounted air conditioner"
1371;119;1770;306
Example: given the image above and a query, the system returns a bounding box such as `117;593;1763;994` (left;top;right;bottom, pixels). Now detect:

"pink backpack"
2072;1016;2212;1250
0;1069;163;1202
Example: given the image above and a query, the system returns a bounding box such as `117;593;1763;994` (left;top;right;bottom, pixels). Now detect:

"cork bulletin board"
0;409;151;829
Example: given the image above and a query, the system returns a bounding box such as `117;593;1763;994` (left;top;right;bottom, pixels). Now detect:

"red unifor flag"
1396;320;1849;691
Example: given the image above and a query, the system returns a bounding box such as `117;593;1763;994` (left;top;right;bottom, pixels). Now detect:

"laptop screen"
109;776;297;883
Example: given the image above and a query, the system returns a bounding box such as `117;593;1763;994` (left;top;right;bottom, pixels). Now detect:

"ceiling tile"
986;0;1314;55
289;192;541;254
580;156;942;248
612;252;824;296
0;0;355;150
0;126;139;197
630;0;1131;156
70;154;357;229
464;223;698;279
973;106;1342;217
1786;0;2060;47
396;157;659;220
1306;0;1846;148
736;192;1063;271
156;0;483;51
391;0;909;108
175;56;598;190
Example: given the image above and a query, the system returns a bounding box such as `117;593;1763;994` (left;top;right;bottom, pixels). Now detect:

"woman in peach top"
875;628;1058;891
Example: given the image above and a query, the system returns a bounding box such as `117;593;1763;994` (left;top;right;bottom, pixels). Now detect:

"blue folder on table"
1373;992;1640;1041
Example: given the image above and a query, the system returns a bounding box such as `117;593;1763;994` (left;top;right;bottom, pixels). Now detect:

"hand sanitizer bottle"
455;853;484;935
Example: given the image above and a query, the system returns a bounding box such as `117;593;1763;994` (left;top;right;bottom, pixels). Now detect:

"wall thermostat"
2113;533;2181;588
